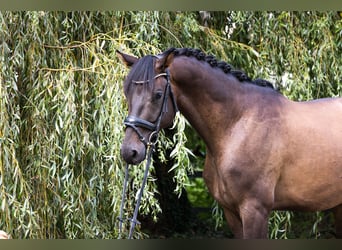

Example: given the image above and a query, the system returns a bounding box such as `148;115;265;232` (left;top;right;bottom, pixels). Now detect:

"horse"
117;47;342;239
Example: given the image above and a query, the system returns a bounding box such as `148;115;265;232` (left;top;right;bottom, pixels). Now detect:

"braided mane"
161;48;276;90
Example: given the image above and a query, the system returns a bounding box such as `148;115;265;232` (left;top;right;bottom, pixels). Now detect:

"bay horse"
117;48;342;239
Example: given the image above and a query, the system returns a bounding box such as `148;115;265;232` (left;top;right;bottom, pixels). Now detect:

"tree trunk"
140;128;194;237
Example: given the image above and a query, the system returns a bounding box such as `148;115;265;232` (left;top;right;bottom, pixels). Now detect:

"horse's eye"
154;92;163;101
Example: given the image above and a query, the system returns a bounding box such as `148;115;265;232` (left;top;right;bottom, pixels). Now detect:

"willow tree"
0;11;341;239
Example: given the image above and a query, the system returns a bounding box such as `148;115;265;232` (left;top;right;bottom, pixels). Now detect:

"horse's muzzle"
120;139;146;165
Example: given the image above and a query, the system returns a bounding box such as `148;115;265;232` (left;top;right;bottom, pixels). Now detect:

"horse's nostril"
131;149;137;158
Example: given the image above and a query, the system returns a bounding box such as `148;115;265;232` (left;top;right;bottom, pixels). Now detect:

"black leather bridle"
123;68;178;147
118;68;178;239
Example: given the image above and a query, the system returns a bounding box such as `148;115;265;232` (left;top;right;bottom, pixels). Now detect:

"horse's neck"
170;60;246;153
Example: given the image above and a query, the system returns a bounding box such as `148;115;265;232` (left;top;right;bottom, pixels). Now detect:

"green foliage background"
0;11;341;239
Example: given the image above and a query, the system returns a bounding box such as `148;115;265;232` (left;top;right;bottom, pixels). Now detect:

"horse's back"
274;97;342;211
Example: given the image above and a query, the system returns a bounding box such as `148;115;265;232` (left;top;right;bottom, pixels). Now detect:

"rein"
118;69;177;239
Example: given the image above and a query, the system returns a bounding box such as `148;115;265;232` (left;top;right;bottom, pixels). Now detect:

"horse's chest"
202;152;272;208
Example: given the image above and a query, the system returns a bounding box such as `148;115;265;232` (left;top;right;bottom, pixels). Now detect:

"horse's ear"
155;52;175;71
116;50;138;67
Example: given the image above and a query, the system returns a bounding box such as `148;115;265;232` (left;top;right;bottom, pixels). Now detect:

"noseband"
123;69;178;147
118;68;178;238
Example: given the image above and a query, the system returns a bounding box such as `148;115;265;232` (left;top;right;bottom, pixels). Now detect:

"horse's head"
117;50;177;165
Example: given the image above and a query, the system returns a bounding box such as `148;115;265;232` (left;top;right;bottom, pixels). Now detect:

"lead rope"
118;143;155;239
128;144;154;238
118;163;129;239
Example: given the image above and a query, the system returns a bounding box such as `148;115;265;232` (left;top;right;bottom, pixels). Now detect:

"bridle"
118;68;178;239
123;69;178;147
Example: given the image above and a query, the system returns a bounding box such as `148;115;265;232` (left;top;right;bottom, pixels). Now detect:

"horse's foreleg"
239;201;270;239
333;204;342;238
223;207;243;238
